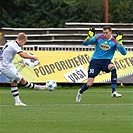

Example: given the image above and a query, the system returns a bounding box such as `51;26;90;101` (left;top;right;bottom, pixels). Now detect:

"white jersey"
0;40;23;82
0;40;22;68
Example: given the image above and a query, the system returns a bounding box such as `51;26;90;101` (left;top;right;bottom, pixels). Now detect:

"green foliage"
1;0;133;28
109;0;133;22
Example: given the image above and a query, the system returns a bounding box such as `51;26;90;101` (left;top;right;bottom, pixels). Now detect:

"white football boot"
76;89;82;103
111;91;122;98
15;102;27;106
35;85;47;90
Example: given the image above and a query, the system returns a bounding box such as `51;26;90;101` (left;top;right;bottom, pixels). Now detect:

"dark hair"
103;25;112;31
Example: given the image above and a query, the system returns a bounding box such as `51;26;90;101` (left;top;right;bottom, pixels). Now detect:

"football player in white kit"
0;32;47;106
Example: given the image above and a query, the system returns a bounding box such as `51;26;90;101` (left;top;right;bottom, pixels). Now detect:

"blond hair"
17;32;27;41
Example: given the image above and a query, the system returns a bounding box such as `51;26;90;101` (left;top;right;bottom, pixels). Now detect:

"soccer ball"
23;53;39;67
46;80;57;91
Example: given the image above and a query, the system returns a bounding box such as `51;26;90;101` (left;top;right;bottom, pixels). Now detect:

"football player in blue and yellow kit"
76;25;127;103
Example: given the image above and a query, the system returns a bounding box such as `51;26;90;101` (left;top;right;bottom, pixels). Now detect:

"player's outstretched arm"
86;28;95;40
115;31;127;55
83;28;96;46
116;31;123;46
19;52;38;60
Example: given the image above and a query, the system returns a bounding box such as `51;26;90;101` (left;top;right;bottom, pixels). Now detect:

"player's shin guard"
11;86;21;103
80;83;89;94
110;66;117;93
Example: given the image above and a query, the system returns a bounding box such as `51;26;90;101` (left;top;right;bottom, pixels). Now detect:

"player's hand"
116;31;123;45
33;56;38;60
87;28;95;40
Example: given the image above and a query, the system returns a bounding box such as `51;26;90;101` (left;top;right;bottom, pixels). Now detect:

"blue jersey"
83;34;127;61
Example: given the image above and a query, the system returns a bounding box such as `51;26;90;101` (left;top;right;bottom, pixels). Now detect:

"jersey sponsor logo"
100;43;110;50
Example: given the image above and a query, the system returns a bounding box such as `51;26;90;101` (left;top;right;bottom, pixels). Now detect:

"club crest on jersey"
100;43;110;50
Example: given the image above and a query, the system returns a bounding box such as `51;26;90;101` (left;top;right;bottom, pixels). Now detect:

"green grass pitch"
0;85;133;133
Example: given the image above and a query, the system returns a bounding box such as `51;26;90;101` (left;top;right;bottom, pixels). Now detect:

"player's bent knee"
11;81;18;86
110;66;116;72
87;78;94;86
19;78;27;85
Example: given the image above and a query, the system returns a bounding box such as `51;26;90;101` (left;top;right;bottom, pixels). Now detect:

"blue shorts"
88;59;113;78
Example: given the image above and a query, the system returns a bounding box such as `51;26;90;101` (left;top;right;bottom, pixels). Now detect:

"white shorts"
1;63;22;83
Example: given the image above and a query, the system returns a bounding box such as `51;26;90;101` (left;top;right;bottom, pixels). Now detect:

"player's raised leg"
20;77;47;90
23;81;47;90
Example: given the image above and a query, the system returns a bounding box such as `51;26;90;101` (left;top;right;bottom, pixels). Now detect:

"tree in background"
1;0;133;28
109;0;133;23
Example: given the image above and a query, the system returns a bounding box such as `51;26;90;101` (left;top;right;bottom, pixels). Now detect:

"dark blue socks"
80;83;89;94
110;66;117;93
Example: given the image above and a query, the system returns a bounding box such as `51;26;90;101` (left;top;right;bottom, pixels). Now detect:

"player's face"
20;40;26;47
103;29;112;39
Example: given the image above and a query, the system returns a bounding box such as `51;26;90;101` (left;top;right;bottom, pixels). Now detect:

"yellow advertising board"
14;51;133;83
